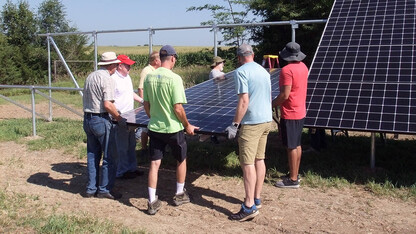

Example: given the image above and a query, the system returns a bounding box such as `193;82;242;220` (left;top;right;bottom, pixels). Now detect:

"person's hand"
118;117;127;128
185;124;199;135
225;124;238;139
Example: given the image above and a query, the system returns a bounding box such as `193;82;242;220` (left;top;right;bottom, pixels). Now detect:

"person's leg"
287;148;298;181
141;131;148;150
126;128;138;172
83;116;102;194
242;163;256;208
115;124;130;177
148;159;161;189
176;158;186;184
98;117;112;194
254;159;265;200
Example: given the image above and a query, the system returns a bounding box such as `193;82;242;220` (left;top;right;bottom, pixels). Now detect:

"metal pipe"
31;87;37;136
370;132;376;170
0;93;48;120
49;37;83;96
38;19;327;37
0;85;83;91
148;27;153;54
47;35;52;121
291;20;299;42
35;90;83;117
213;24;218;57
93;31;98;71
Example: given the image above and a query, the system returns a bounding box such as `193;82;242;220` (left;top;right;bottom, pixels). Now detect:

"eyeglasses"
173;54;178;60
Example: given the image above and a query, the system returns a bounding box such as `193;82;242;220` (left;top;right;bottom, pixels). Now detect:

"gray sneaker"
173;189;190;206
275;177;300;189
280;173;301;182
147;196;162;215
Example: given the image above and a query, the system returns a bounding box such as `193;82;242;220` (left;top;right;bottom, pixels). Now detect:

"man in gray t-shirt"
82;52;126;200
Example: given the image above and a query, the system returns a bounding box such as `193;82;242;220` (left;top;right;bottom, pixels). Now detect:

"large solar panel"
123;69;280;135
306;0;416;134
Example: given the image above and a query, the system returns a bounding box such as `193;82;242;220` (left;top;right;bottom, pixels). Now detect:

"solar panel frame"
306;0;416;134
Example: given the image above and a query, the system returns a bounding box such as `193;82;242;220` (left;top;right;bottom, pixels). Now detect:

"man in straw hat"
226;43;272;222
272;42;308;189
209;56;226;79
143;45;199;215
83;51;126;200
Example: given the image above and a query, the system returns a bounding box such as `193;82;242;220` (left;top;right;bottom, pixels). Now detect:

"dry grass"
97;46;231;55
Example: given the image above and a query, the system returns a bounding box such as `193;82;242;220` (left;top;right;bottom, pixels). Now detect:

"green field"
97;46;232;55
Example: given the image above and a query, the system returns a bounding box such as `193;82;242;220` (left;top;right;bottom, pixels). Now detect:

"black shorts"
280;118;305;149
148;130;187;162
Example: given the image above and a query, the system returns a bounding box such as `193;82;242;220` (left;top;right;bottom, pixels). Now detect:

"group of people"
82;41;308;222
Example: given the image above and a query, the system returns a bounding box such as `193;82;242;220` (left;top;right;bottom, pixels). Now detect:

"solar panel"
123;69;280;135
306;0;416;134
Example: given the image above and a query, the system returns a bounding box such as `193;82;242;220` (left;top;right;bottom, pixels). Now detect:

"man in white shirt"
111;54;144;179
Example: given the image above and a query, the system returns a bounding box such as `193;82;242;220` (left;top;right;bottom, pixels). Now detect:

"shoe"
280;173;301;182
147;196;162;215
229;204;259;222
254;198;262;209
275;177;300;189
85;192;96;198
97;191;122;200
133;170;145;176
117;171;137;180
173;189;190;206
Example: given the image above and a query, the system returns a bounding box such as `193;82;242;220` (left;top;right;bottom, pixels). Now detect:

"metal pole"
213;24;218;57
148;27;153;54
49;37;83;96
93;31;98;71
290;20;299;42
47;35;52;121
31;87;37;136
370;132;376;170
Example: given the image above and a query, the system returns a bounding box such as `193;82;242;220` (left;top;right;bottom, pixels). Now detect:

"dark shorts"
280;118;305;149
148;130;187;162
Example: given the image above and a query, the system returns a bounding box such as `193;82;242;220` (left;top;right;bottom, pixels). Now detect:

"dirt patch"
0;140;415;233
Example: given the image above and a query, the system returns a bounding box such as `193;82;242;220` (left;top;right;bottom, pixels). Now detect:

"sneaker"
280;173;301;182
173;189;191;206
229;204;259;222
254;198;262;209
275;177;300;189
147;196;162;215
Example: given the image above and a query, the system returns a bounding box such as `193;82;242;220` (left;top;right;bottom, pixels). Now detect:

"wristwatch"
232;122;240;128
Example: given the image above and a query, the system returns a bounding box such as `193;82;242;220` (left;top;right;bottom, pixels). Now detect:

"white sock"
176;182;185;195
148;187;156;203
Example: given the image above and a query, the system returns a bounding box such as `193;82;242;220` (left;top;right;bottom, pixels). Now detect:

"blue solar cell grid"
123;69;280;135
307;0;416;134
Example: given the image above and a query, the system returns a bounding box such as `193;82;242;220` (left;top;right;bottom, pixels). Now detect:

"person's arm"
104;100;124;121
143;101;150;118
272;85;291;108
133;92;144;104
173;103;199;135
138;88;143;98
233;93;249;124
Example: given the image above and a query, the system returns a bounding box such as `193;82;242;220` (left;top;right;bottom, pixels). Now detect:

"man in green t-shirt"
143;45;199;215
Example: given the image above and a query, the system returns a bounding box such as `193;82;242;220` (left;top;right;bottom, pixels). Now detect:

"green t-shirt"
143;67;187;133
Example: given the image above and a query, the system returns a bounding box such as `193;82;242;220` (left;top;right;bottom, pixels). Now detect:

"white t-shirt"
111;70;134;114
209;69;225;79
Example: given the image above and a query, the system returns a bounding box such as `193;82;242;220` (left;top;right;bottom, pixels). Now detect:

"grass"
0;190;144;233
97;45;231;55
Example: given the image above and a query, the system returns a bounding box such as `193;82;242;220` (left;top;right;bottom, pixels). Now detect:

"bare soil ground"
1;104;416;233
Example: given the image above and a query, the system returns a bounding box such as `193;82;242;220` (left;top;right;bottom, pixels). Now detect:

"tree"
187;0;253;47
37;0;92;75
249;0;334;66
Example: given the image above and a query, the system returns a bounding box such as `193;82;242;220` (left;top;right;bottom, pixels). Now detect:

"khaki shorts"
238;122;272;165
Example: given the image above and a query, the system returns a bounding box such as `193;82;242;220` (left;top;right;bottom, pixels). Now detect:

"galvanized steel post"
290;20;299;42
30;87;37;136
148;27;154;54
47;35;52;121
213;24;218;57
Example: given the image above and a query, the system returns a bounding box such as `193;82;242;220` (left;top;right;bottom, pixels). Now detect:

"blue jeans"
83;114;116;194
115;124;138;177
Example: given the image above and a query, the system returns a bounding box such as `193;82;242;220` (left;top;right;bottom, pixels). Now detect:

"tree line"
0;0;334;85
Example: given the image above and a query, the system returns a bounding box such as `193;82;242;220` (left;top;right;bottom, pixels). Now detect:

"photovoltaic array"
306;0;416;134
123;69;280;135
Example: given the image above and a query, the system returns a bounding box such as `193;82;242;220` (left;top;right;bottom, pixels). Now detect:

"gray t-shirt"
83;69;115;113
209;69;225;79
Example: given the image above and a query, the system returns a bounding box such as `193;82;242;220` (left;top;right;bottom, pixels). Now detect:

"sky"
17;0;254;46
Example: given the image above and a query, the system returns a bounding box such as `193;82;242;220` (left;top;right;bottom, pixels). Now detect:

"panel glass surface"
306;0;416;134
